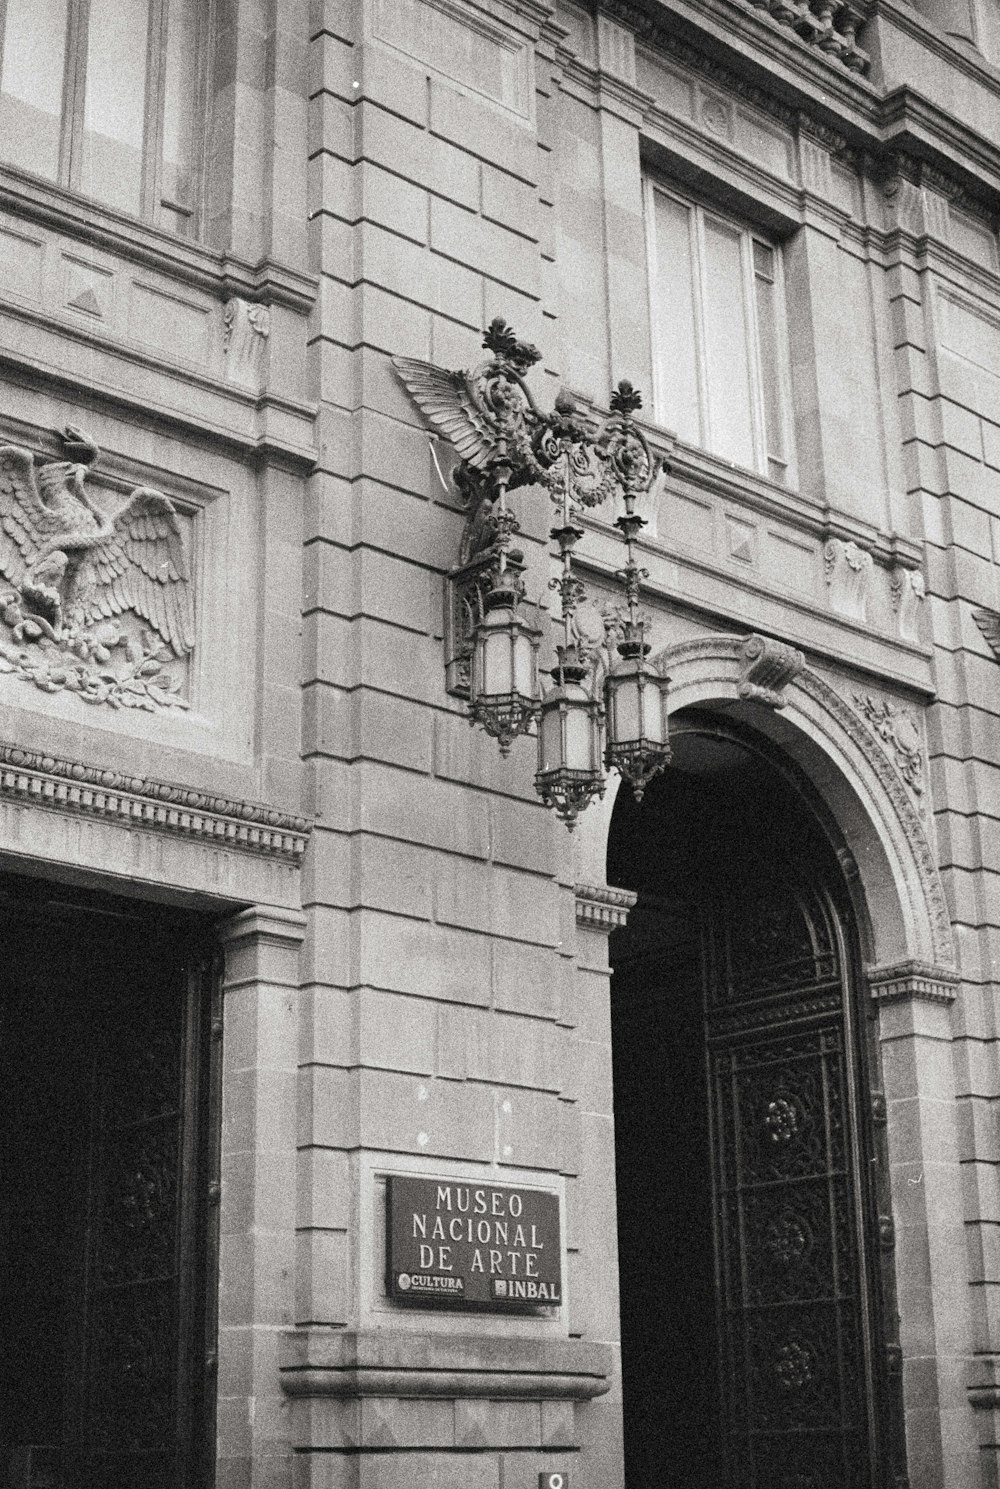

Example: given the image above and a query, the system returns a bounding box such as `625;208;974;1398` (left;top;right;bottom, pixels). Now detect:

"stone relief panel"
0;427;194;712
853;692;925;798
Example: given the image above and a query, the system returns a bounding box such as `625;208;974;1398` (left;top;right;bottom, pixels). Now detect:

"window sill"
0;164;317;312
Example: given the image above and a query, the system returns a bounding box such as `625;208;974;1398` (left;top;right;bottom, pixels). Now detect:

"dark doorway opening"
609;720;903;1489
0;872;221;1489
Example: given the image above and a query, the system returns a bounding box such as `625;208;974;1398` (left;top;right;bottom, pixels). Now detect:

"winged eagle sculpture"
0;425;193;656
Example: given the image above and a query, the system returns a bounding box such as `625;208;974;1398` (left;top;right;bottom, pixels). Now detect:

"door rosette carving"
0;427;193;710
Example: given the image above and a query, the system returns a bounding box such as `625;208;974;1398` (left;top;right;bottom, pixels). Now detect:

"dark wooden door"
0;878;219;1489
610;731;902;1489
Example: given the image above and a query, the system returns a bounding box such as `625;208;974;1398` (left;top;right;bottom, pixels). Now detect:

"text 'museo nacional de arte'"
387;1176;562;1308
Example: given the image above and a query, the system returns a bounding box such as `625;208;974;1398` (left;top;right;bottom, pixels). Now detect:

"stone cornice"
576;882;638;930
867;959;959;1004
279;1329;613;1402
594;0;1000;210
0;743;311;863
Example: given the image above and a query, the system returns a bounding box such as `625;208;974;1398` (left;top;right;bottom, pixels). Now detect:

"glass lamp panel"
612;675;642;743
80;0;150;215
480;613;514;696
652;193;700;446
0;0;69;180
703;216;755;469
564;696;595;771
512;627;535;697
539;698;564;774
161;0;198;231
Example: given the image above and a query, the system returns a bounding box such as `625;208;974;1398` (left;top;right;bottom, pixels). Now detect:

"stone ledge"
279;1329;613;1401
575;883;637;931
0;742;311;864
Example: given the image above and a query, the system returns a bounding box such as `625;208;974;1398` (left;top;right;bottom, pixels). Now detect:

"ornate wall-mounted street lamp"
394;319;668;830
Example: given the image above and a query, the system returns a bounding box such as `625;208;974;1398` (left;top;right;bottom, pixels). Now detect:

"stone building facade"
0;0;999;1487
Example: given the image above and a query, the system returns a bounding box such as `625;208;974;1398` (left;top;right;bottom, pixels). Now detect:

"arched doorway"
608;716;905;1488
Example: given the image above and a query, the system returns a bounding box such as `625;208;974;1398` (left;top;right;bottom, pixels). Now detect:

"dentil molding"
0;741;310;863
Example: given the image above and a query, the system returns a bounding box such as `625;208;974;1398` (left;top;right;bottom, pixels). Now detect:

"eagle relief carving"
0;426;194;710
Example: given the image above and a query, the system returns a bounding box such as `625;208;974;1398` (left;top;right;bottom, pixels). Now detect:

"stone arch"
574;631;953;975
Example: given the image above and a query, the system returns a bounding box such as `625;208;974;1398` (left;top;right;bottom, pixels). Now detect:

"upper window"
0;0;203;233
646;181;794;485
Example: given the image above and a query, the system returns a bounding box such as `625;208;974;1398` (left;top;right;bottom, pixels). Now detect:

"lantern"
603;623;670;800
468;582;540;755
535;645;604;829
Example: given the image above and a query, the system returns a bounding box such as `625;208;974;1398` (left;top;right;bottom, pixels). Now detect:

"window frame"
0;0;211;234
644;177;797;487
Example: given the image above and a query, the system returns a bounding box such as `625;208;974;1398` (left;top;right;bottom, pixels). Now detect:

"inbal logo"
539;1475;568;1489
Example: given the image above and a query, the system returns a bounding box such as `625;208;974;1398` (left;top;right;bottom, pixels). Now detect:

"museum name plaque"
387;1176;562;1309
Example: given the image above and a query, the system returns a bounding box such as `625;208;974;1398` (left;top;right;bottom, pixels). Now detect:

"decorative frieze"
867;960;959;1004
0;741;310;862
738;633;806;708
575;882;637;931
824;539;873;623
599;0;869;75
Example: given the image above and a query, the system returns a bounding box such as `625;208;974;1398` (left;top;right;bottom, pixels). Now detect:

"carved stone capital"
867;960;958;1005
575;882;636;932
824;539;873;623
738;633;806;709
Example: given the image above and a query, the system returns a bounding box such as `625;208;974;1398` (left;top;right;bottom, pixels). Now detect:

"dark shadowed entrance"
609;718;904;1489
0;872;221;1489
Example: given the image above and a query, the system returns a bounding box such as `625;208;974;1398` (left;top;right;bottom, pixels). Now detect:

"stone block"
429;78;538;184
497;1086;566;1170
356;1454;499;1489
355;910;492;1004
429;195;540;294
357;987;437;1074
358;1397;454;1449
434;853;560;946
356;101;480;210
357;1067;495;1158
355;759;491;856
351;688;435;772
464;1008;562;1093
481;162;538;235
297;1145;351;1229
295;1228;352;1325
941;398;985;460
493;936;568;1019
454;1399;541;1450
356;222;483;328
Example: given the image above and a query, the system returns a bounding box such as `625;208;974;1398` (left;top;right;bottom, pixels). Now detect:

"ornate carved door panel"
709;885;878;1488
0;879;219;1489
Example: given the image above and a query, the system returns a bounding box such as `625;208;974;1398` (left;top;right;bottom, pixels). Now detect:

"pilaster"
216;905;307;1489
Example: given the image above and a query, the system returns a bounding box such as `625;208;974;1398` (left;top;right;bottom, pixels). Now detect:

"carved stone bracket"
223;296;270;387
853;693;924;796
824;539;874;623
973;608;1000;661
889;566;926;644
279;1329;613;1402
738;633;806;708
867;960;959;1005
575;882;637;931
0;742;310;862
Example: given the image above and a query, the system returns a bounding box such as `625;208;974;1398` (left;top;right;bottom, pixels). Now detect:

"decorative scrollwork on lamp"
393;319;664;828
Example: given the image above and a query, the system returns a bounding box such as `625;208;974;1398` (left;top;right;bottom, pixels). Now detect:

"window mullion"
646;179;663;427
62;0;88;190
692;206;711;452
142;0;167;222
743;234;769;478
